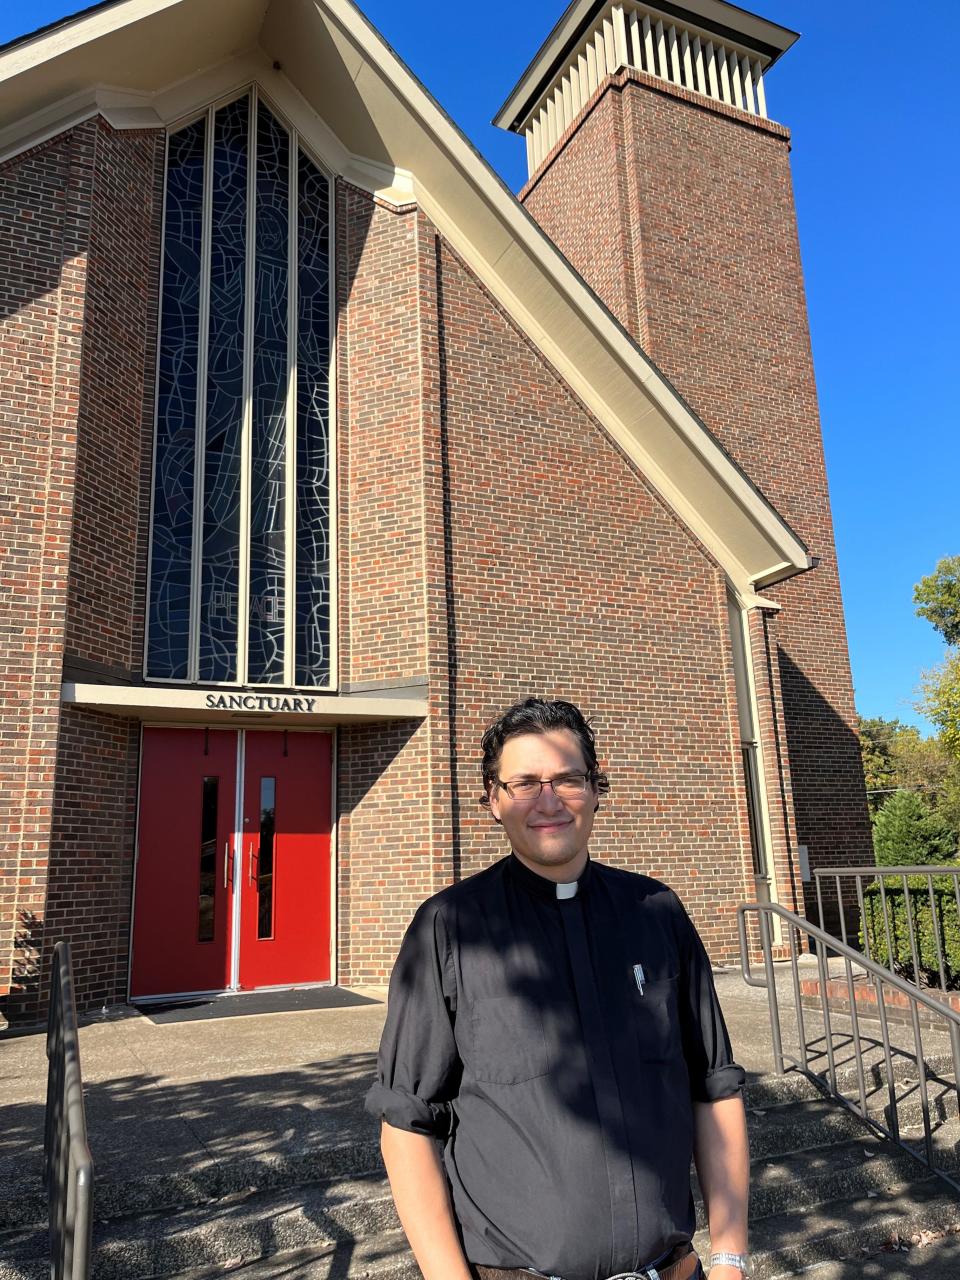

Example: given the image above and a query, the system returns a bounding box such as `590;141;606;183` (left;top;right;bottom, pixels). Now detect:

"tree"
918;650;960;760
857;716;958;817
914;555;960;646
872;789;956;866
857;716;900;813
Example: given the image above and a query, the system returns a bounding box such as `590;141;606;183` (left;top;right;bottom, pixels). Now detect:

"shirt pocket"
469;995;550;1084
631;974;682;1064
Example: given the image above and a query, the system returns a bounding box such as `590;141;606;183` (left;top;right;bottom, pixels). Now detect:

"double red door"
130;728;332;1000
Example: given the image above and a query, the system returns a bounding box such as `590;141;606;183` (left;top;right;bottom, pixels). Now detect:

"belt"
475;1246;700;1280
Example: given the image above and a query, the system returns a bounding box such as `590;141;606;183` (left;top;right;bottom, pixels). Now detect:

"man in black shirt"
367;698;749;1280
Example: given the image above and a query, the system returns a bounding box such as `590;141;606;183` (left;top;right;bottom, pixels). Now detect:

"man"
366;698;750;1280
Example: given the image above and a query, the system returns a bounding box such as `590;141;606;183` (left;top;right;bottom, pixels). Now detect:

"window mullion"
284;130;299;688
189;107;216;682
237;89;258;686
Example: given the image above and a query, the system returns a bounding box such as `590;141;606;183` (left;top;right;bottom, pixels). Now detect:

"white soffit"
0;0;811;592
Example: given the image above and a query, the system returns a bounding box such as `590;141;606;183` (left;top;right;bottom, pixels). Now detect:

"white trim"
237;88;257;685
0;53;413;210
229;728;245;989
728;590;781;918
325;152;339;691
142;128;170;681
283;120;298;688
329;728;338;986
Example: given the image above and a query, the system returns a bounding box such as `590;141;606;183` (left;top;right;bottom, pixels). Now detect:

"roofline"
493;0;799;132
0;0;124;59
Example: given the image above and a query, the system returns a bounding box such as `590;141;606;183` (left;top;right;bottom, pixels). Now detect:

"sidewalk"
0;990;389;1192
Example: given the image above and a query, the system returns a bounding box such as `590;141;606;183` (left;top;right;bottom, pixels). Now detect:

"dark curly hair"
479;697;610;806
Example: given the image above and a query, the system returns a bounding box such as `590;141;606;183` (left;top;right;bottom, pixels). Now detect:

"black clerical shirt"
366;854;745;1280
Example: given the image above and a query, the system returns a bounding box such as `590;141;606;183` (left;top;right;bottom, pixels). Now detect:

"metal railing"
738;901;960;1192
44;941;94;1280
814;864;960;991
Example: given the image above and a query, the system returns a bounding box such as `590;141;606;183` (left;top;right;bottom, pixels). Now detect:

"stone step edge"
5;1138;955;1272
0;1104;882;1240
0;1102;911;1239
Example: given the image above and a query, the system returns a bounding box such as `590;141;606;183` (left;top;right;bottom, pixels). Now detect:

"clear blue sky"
3;1;957;732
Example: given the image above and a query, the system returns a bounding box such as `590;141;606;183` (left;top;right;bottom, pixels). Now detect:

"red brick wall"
0;119;162;1020
0;123;95;1008
334;185;434;980
64;122;163;678
522;72;872;913
39;709;141;1013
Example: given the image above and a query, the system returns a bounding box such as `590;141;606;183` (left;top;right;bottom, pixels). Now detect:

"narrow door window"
198;776;219;942
257;777;276;938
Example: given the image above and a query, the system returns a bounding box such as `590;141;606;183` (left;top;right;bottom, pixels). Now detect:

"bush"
872;789;956;866
860;876;960;989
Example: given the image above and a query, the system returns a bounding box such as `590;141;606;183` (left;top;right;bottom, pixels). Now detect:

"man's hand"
379;1121;474;1280
692;1096;750;1270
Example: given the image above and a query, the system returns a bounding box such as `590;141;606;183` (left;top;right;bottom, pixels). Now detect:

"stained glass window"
199;95;248;683
148;118;205;679
248;104;289;684
296;149;331;686
148;90;332;688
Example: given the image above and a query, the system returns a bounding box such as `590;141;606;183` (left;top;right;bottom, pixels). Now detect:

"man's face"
488;728;597;881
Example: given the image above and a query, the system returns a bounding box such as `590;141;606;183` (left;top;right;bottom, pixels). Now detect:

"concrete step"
3;1086;923;1237
720;1176;960;1279
792;1228;960;1279
0;1173;400;1280
0;1137;383;1234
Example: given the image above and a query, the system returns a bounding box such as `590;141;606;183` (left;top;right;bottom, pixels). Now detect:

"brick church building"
0;0;871;1022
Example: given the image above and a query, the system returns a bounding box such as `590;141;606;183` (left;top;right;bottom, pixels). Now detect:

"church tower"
496;1;872;912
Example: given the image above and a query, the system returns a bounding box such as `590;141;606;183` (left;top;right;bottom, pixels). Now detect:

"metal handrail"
813;864;960;991
44;941;94;1280
738;901;960;1193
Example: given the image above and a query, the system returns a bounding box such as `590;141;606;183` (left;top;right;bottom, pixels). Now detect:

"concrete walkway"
0;989;390;1190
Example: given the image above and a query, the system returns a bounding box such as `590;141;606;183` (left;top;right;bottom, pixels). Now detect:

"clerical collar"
506;852;592;902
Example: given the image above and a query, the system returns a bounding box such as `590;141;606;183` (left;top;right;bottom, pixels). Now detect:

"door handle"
223;841;230;889
248;841;256;886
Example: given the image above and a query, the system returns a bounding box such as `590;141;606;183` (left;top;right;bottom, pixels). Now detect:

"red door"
131;728;237;999
131;728;332;999
238;731;332;989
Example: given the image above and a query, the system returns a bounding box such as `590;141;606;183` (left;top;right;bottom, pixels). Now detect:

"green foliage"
918;650;960;760
861;877;960;989
857;716;901;814
857;714;960;855
872;788;956;865
914;555;960;646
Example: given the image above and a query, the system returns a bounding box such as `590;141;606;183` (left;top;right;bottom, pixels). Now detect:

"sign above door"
61;680;427;725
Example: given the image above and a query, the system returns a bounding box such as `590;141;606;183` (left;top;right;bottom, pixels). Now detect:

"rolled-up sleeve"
672;893;746;1102
365;901;461;1137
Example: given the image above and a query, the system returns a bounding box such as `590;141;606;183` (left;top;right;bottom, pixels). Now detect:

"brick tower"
496;1;872;910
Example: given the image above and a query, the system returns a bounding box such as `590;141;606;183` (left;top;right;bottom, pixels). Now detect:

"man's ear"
488;785;502;824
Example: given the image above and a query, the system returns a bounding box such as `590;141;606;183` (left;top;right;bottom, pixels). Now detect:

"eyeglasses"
495;773;594;801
